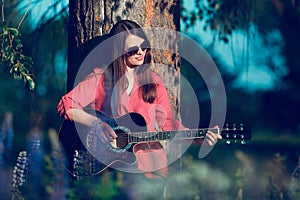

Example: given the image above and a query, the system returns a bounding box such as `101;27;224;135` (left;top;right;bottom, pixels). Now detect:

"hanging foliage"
1;0;35;90
0;25;35;90
181;0;253;43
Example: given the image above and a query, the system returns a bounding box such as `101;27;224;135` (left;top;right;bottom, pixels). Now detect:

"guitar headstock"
221;123;252;144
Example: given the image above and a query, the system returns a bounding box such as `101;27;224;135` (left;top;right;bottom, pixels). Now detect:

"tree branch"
31;5;68;35
1;0;4;23
17;0;32;30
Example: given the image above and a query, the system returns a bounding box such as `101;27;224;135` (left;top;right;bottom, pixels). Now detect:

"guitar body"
59;110;148;176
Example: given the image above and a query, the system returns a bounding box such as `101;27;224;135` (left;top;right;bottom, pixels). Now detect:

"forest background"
1;0;300;199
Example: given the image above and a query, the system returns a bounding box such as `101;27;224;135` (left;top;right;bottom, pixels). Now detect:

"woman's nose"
136;47;143;54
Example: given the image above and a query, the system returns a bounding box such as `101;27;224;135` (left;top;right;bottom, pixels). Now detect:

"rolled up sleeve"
56;68;106;120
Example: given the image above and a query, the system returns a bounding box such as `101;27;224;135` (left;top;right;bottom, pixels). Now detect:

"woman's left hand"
203;126;222;146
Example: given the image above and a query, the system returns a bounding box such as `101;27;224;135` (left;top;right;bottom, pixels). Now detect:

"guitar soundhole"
115;129;129;149
112;126;131;152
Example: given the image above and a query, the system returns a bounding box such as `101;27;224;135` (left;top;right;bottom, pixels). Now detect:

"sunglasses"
125;41;149;56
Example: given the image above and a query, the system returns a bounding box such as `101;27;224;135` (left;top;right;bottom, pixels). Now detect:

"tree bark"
68;0;181;118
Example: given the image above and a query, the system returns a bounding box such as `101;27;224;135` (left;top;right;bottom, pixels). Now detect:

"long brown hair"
108;20;157;105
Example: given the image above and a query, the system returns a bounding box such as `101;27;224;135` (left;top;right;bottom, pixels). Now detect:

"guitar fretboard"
127;128;220;144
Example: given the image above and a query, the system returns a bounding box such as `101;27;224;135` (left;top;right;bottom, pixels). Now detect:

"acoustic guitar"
58;110;251;177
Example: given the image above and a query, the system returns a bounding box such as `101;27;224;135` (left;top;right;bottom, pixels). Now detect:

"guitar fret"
166;131;170;140
193;130;197;137
141;132;145;142
197;130;203;137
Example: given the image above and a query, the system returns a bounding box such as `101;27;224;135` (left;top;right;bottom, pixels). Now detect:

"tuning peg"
240;134;246;144
225;132;231;144
233;123;236;130
225;123;229;131
230;133;237;143
240;123;244;130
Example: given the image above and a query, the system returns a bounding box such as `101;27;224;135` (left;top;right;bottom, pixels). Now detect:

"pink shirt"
57;67;185;178
57;68;184;131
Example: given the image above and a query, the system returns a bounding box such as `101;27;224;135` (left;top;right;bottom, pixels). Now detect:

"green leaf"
8;27;19;36
1;24;36;91
27;77;35;90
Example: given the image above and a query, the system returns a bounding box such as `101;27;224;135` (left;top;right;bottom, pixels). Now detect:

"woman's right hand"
64;108;118;144
95;121;118;143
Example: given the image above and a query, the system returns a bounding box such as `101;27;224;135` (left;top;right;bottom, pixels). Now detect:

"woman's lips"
136;56;144;61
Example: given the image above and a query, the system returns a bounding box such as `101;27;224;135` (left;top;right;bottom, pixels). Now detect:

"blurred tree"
181;0;300;132
259;1;300;132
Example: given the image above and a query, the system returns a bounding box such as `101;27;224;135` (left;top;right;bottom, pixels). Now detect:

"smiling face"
124;34;148;68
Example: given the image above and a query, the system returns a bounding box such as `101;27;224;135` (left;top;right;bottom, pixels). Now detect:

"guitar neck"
127;128;219;144
127;125;251;144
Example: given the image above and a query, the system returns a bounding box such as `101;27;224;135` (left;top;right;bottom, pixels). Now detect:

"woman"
57;19;221;198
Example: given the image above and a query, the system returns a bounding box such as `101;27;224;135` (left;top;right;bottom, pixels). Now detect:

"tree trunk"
68;0;181;118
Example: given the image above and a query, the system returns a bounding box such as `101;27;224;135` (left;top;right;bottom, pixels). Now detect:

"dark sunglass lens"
126;41;149;56
127;46;139;56
140;41;149;51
